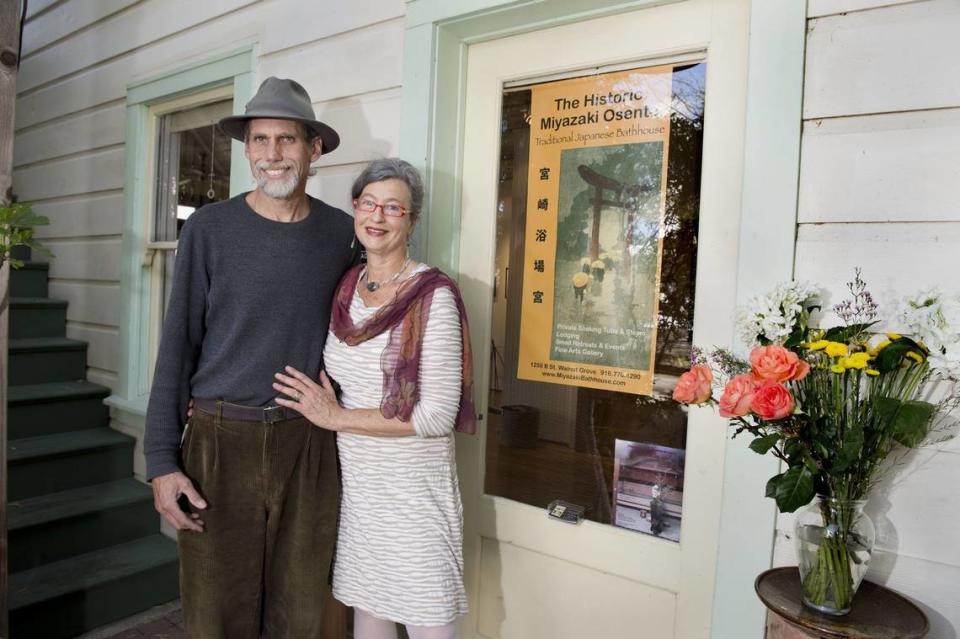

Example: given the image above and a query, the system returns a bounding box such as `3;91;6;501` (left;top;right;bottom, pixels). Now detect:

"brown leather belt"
192;398;300;423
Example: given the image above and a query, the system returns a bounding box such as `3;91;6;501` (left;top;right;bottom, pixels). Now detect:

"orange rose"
750;381;795;420
672;364;713;404
718;374;759;417
750;344;810;382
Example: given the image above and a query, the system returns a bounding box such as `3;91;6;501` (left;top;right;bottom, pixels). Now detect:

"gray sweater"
144;193;357;480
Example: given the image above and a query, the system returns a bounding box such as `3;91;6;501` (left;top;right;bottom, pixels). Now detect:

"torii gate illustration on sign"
576;164;657;285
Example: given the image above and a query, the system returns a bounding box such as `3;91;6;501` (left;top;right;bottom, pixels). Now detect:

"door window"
485;62;706;542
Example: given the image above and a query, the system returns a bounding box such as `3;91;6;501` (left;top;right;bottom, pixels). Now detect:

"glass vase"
794;495;876;616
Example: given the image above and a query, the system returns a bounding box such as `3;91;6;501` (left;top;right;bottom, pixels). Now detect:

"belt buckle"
263;405;285;423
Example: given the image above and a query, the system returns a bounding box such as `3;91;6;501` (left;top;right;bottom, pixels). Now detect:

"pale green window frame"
399;2;805;638
108;48;255;419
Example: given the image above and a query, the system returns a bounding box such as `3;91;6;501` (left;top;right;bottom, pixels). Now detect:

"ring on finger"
293;390;302;401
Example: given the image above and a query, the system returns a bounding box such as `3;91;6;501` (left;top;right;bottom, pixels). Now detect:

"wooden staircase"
5;252;179;637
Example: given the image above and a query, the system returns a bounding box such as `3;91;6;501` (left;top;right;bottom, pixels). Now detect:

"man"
144;77;357;638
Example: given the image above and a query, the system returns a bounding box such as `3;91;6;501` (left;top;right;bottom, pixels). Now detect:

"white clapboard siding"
804;0;960;119
87;368;119;392
313;88;403;168
14;10;263;130
306;163;369;213
258;0;404;56
42;239;122;282
24;0;61;20
864;448;960;562
14;0;405;131
259;18;404;103
13;147;125;202
17;0;259;94
807;0;926;19
799;109;960;224
794;222;960;299
66;323;120;373
30;192;125;239
13;101;125;168
48;282;121;327
21;0;141;57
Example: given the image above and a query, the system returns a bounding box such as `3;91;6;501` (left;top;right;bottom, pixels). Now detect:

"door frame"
399;2;806;637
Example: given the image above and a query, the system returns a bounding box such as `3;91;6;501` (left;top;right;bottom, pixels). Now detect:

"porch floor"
76;601;185;639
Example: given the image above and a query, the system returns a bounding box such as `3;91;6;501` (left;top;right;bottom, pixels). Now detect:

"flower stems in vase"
797;496;868;615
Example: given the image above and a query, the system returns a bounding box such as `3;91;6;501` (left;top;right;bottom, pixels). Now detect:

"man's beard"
254;161;301;199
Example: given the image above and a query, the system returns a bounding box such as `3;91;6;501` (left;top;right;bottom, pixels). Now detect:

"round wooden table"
755;567;929;639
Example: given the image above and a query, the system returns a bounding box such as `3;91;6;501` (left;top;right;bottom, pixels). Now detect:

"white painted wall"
771;1;960;637
13;0;407;392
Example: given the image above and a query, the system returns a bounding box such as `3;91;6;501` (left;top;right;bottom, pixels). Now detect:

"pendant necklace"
361;257;411;292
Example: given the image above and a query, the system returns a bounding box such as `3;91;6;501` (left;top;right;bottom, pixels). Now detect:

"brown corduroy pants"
177;406;340;638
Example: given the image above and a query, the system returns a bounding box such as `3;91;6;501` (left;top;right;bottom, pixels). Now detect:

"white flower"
737;280;820;346
896;289;960;380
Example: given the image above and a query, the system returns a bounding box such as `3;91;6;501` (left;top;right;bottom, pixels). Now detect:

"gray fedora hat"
219;77;340;155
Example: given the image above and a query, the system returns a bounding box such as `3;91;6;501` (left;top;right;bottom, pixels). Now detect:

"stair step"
8;479;158;572
7;428;136;501
8;379;111;404
9;297;67;339
9;261;50;297
10;244;32;263
8;535;180;639
8;380;111;438
9;337;88;385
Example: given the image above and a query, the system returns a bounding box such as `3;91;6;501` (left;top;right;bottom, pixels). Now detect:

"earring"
350;235;356;249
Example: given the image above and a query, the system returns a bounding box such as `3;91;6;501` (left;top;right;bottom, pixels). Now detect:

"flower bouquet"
673;271;959;615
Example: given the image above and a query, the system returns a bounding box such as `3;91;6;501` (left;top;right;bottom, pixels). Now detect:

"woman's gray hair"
351;158;425;221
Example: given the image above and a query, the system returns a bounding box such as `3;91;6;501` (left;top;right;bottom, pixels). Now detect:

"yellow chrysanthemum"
887;332;902;340
866;369;880;376
806;340;829;351
824;342;849;358
905;351;925;364
830;364;846;374
843;353;871;369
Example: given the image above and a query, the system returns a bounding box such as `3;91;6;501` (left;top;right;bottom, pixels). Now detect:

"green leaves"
749;434;781;455
1;202;52;268
771;465;816;513
831;426;864;472
821;321;878;345
874;336;926;373
877;397;936;448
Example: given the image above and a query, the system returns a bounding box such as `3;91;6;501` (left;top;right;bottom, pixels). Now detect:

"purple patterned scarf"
330;264;476;434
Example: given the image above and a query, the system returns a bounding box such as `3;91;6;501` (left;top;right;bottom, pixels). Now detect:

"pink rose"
750;345;810;382
718;374;759;417
793;359;811;381
672;364;713;405
750;381;795;420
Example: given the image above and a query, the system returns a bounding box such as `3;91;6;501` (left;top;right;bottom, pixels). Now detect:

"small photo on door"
611;439;685;542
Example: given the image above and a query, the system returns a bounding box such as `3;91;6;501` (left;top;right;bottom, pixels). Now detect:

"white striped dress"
323;267;468;626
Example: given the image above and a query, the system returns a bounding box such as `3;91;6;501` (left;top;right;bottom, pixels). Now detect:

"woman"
272;158;475;639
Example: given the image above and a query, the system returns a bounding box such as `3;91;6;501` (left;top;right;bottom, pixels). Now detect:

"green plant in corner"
0;201;52;268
